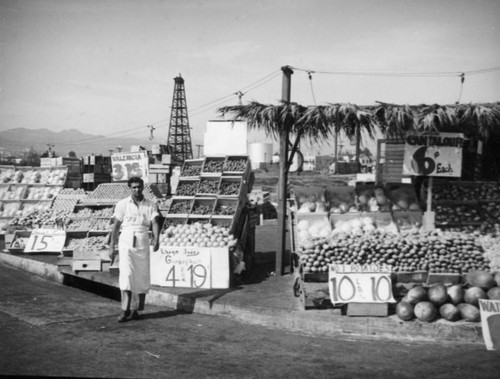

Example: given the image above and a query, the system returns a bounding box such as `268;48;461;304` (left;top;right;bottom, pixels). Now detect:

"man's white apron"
118;225;150;293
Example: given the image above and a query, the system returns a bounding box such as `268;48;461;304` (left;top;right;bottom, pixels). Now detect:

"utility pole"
108;149;114;156
196;144;203;158
276;66;293;275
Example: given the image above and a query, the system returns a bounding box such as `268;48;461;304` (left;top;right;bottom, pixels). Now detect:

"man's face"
130;183;144;198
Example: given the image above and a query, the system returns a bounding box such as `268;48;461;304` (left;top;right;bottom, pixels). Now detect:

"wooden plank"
72;259;102;272
347;303;388;317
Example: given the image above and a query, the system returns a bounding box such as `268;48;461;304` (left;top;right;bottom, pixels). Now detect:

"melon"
396;301;415;321
408;203;420;211
427;284;448;306
447;284;464;305
397;199;409;210
358;195;368;205
487;286;500;300
374;188;385;197
457;303;480;322
466;270;496;291
406;286;428;305
376;194;388;206
414;301;438;322
464;286;487;307
494;272;500;287
339;202;350;214
439;303;461;322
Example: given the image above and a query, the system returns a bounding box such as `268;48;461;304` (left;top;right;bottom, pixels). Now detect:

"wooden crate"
175;178;200;197
190;198;216;218
218;176;245;199
201;156;225;176
197;177;220;197
180;158;204;178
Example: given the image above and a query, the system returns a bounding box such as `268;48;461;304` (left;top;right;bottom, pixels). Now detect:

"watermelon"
487;286;500;300
396;301;415;321
457;303;480;322
464;286;487;307
414;301;438;322
406;286;428;305
494;272;500;287
427;284;448;306
466;271;496;291
439;303;461;322
447;284;464;305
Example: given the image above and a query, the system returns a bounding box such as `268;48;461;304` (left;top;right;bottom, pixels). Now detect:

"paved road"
0;263;499;378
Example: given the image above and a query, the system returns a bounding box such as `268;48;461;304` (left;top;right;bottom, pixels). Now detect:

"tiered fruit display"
66;218;94;231
432;182;500;202
298;229;490;274
202;159;224;173
47;169;67;185
73;206;113;217
357;187;393;212
223;158;247;172
160;222;237;248
213;201;237;216
0;202;21;217
51;199;78;212
90;219;112;231
395;270;500;323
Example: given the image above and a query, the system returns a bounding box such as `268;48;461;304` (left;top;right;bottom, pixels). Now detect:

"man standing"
109;177;161;322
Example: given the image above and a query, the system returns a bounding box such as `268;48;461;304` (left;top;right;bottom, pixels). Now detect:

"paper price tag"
24;229;66;253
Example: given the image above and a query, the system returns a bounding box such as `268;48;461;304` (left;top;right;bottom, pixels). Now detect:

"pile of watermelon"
396;270;500;323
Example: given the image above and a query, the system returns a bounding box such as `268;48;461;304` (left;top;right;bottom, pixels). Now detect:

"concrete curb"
0;252;485;345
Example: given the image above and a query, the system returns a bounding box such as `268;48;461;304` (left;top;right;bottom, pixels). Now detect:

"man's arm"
109;217;122;262
152;216;160;252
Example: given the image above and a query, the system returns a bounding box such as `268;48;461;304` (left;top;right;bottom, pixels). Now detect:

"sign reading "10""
328;264;396;305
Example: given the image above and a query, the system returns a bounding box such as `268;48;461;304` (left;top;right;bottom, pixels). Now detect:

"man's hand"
109;245;117;263
153;240;160;252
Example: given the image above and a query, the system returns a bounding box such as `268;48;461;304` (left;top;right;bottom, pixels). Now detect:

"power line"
290;65;500;78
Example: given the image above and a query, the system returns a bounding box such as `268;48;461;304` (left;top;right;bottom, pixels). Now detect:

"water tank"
249;143;273;169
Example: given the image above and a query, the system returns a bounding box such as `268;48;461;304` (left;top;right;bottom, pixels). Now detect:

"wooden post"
276;66;293;275
355;125;361;173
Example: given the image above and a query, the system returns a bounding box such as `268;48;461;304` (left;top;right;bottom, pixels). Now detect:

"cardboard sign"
403;133;464;177
479;299;500;351
328;264;396;305
24;229;66;253
150;246;230;289
111;151;149;182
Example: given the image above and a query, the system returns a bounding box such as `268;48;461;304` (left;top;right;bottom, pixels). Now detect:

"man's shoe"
117;310;131;322
130;310;140;320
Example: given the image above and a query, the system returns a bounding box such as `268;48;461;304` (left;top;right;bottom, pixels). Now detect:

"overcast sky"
1;0;499;155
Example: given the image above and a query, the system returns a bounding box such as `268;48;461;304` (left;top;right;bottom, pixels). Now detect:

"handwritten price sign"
328;264;396;305
24;229;66;253
403;133;464;177
150;246;230;289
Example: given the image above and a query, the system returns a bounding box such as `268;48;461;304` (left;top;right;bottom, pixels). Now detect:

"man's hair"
128;176;144;187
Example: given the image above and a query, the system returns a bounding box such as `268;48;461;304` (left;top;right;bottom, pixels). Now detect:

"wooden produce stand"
151;155;252;289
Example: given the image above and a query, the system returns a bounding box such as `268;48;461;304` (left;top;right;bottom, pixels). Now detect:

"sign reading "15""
24;229;66;253
328;264;396;305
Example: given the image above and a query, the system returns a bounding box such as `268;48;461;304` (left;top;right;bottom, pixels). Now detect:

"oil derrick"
167;74;193;165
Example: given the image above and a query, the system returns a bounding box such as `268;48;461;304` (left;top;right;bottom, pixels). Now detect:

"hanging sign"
328;264;396;305
111;152;149;182
150;246;230;289
479;299;500;350
24;229;66;253
403;133;464;177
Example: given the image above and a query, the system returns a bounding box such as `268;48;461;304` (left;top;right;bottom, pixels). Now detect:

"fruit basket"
180;158;204;178
190;198;216;218
218;176;244;198
213;198;239;217
222;155;250;176
161;216;187;233
355;184;392;212
197;177;220;196
201;156;225;176
175;179;200;197
168;198;193;217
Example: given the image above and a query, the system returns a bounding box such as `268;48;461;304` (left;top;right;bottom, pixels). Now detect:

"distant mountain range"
0;128;169;157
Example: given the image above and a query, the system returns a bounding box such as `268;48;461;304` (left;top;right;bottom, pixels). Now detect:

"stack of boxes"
82;155;111;191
